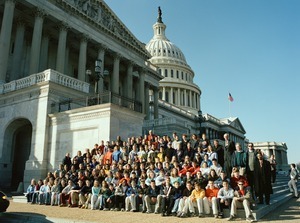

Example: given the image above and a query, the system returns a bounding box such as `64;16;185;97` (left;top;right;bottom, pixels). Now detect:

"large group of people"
24;131;297;222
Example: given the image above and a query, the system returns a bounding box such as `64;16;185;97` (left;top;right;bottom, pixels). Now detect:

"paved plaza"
1;197;299;223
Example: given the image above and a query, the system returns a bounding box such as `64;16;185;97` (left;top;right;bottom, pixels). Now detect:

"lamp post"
86;59;103;94
95;59;102;94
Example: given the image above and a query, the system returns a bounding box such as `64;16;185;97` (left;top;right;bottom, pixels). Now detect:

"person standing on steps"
288;163;299;198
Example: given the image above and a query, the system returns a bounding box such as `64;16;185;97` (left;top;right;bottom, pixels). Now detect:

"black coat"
254;159;273;195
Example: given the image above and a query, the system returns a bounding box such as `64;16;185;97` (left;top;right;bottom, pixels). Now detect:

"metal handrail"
51;91;142;113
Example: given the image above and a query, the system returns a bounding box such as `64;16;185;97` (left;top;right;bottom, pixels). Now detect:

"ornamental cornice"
49;110;111;126
52;0;149;59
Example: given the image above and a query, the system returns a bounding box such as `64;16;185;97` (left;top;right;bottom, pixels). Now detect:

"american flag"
228;93;234;102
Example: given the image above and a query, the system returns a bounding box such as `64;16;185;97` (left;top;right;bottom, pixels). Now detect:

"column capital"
57;22;70;32
4;0;17;4
98;43;108;51
15;17;27;27
80;34;90;43
33;7;47;19
113;52;122;60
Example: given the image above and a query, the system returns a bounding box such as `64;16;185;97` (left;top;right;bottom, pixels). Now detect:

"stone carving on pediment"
61;0;141;50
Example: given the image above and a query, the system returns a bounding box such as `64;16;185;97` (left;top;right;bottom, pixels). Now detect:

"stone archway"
3;119;32;190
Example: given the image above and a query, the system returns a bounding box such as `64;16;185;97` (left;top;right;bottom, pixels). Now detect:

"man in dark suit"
223;133;235;177
254;152;272;205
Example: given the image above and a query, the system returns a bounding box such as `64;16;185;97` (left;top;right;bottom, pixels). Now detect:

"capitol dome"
145;8;201;116
146;35;188;65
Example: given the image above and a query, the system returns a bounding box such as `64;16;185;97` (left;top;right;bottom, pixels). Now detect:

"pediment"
220;117;246;134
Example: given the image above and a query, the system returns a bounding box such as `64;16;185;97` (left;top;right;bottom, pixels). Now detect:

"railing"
51;91;142;113
203;113;222;124
158;99;196;118
0;69;90;94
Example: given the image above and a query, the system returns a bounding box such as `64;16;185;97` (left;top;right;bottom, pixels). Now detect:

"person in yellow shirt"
179;182;205;217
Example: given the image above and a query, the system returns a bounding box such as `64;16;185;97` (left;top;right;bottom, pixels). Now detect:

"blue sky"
105;0;300;164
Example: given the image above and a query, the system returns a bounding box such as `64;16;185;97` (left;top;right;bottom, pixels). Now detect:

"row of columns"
161;86;200;109
0;0;159;119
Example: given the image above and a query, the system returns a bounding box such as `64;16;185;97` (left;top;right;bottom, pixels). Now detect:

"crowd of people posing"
24;131;294;222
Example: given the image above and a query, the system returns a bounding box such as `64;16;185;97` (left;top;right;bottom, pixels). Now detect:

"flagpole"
229;98;231;118
228;92;233;117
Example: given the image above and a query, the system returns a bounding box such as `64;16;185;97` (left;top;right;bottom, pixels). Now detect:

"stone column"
65;47;69;75
11;19;25;81
145;83;150;119
39;35;49;72
184;89;188;106
170;87;173;104
0;0;16;83
112;55;120;94
177;88;181;106
153;87;159;119
193;92;196;108
162;87;166;100
29;8;46;74
126;61;133;99
196;94;199;110
97;47;105;94
189;90;192;107
78;35;88;81
139;70;145;113
56;23;68;73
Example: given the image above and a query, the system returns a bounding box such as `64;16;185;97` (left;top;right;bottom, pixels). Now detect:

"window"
181;72;184;80
176;70;179;78
171;70;174;78
165;69;168;77
158;69;161;75
159;92;162;99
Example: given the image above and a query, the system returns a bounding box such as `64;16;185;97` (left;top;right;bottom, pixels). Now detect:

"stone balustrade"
143;117;177;127
158;99;195;118
0;69;90;94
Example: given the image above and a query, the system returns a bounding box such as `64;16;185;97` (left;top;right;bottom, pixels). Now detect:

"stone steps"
12;174;299;221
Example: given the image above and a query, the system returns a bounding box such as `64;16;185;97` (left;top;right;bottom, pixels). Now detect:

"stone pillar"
170;87;173;104
145;83;150;119
78;35;88;81
153;87;159;119
65;47;69;75
184;89;188;106
112;55;120;94
29;9;45;74
56;23;68;73
11;19;25;81
126;62;133;99
177;88;181;106
0;0;16;83
39;35;49;72
193;92;196;108
162;87;166;100
97;47;105;93
196;94;199;110
139;70;145;113
189;90;192;107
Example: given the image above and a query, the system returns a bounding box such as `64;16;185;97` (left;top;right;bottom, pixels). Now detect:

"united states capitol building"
0;0;288;190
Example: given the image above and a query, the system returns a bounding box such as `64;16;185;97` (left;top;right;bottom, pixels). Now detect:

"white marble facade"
0;0;160;189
